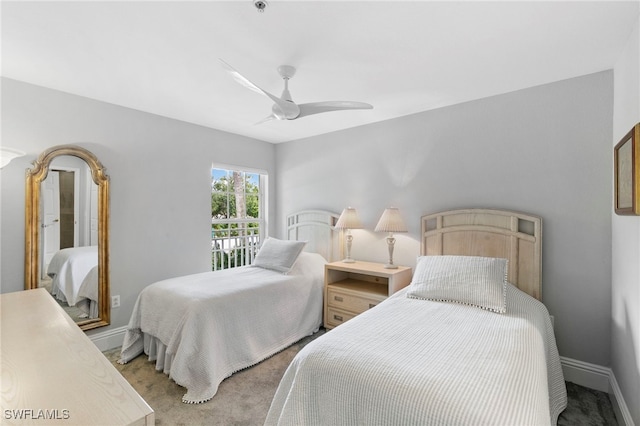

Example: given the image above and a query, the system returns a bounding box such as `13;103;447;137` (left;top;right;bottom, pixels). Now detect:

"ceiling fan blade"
219;59;285;104
219;59;301;120
221;61;370;122
297;101;373;119
254;114;277;125
219;59;265;95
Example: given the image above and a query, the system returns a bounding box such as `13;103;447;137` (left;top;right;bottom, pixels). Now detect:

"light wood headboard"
421;209;542;300
287;210;341;262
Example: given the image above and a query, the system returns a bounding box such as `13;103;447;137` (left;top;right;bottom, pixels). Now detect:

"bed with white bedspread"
48;245;98;308
119;210;339;404
265;208;568;425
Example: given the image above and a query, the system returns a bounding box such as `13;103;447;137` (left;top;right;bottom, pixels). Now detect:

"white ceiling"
2;1;639;144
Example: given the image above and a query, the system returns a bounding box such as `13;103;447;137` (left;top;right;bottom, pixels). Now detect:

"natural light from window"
211;167;266;270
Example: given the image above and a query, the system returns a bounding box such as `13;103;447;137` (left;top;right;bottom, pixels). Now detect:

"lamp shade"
335;207;362;230
375;208;407;233
0;147;25;169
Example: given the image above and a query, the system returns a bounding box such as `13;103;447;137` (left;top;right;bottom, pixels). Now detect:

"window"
211;167;267;270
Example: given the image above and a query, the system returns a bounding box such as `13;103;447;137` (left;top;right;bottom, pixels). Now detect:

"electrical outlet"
111;295;120;309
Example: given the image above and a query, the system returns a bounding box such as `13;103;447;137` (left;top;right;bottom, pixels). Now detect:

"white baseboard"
88;325;127;352
561;356;635;426
561;356;611;392
609;372;636;426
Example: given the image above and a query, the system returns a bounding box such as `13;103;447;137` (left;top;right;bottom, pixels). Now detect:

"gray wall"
276;71;614;367
612;14;640;426
0;78;277;336
0;71;620;382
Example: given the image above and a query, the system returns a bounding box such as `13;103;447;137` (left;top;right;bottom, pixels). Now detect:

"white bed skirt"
143;333;173;374
76;298;98;319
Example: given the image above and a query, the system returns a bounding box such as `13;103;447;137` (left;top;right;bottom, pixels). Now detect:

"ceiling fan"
220;59;373;123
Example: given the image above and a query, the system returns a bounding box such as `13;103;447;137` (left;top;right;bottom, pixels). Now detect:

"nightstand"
324;260;412;329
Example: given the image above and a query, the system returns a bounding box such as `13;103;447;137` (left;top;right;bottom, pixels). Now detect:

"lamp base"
384;263;398;269
342;258;356;263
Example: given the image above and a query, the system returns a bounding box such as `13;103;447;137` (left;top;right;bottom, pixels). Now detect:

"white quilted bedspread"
119;252;325;403
266;283;567;425
48;246;98;306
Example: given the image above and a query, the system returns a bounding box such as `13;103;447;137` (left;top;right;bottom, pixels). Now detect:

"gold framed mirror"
25;145;110;331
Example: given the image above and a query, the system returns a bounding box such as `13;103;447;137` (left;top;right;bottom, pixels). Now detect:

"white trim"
211;162;268;176
561;356;610;392
609;372;636;426
88;325;127;352
560;356;635;426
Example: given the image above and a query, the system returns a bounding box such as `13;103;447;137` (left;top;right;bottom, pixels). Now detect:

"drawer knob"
334;296;343;302
333;314;343;322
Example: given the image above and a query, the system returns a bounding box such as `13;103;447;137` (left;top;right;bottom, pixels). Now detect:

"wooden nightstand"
324;260;412;329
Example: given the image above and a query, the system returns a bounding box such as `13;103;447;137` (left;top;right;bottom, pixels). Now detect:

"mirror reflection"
39;156;99;322
25;145;110;331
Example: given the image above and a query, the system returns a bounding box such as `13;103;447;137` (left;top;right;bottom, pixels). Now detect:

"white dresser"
1;288;154;425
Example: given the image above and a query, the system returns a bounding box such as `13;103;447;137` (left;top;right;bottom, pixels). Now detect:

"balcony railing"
211;222;261;271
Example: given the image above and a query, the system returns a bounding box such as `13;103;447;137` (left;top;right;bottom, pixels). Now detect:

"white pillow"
287;251;327;277
252;237;307;273
407;255;508;313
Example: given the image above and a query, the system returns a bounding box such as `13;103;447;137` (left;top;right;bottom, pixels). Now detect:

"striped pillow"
407;255;508;313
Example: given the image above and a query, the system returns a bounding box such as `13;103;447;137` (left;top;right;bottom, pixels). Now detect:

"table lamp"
374;207;407;269
335;207;362;263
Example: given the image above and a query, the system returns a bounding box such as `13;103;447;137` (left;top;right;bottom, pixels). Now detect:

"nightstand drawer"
326;307;356;328
323;261;412;330
327;287;386;314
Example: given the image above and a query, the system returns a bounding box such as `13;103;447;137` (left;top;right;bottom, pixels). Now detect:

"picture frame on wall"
614;123;640;215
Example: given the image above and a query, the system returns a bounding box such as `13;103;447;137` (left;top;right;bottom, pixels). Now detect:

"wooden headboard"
287;210;341;262
421;209;542;300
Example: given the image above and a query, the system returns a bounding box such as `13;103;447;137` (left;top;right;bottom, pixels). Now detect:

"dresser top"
1;288;153;425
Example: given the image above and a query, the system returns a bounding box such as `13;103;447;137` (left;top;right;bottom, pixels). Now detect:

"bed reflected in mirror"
40;156;99;321
25;145;110;331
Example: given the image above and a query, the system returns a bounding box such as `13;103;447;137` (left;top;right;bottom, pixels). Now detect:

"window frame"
211;165;267;270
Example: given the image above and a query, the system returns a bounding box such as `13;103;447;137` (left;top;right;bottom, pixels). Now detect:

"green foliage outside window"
211;169;262;270
211;172;260;221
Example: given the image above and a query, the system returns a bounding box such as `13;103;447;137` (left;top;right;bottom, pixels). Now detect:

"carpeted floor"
104;333;319;425
559;382;618;426
104;330;619;426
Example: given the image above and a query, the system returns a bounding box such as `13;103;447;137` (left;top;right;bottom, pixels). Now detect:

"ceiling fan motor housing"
277;65;296;80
